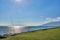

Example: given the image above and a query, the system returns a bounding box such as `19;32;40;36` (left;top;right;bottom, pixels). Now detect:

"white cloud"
41;17;60;25
42;17;60;25
57;17;60;21
46;18;52;22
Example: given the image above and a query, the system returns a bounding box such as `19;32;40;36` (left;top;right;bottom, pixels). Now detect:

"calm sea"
0;26;60;35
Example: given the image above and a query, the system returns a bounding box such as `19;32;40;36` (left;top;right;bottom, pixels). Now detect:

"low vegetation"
0;28;60;40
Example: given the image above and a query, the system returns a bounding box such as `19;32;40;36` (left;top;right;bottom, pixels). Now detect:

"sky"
0;0;60;26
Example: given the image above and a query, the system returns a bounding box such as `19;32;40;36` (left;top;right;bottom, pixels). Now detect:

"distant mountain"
42;21;60;27
23;21;60;32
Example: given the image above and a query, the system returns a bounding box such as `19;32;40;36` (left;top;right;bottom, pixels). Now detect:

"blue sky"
0;0;60;26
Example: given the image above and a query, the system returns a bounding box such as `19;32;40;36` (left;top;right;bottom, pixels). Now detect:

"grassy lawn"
0;28;60;40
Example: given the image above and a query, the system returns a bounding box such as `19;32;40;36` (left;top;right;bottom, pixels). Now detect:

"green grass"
0;28;60;40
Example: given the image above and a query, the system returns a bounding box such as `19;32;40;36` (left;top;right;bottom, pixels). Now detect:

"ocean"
0;26;60;35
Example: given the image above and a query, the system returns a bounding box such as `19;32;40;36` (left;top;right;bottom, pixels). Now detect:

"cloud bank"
0;17;60;26
42;17;60;25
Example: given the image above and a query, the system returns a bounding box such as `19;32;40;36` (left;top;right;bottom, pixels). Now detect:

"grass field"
0;28;60;40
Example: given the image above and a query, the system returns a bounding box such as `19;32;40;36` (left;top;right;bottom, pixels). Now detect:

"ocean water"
0;26;60;35
0;26;9;35
23;26;60;32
